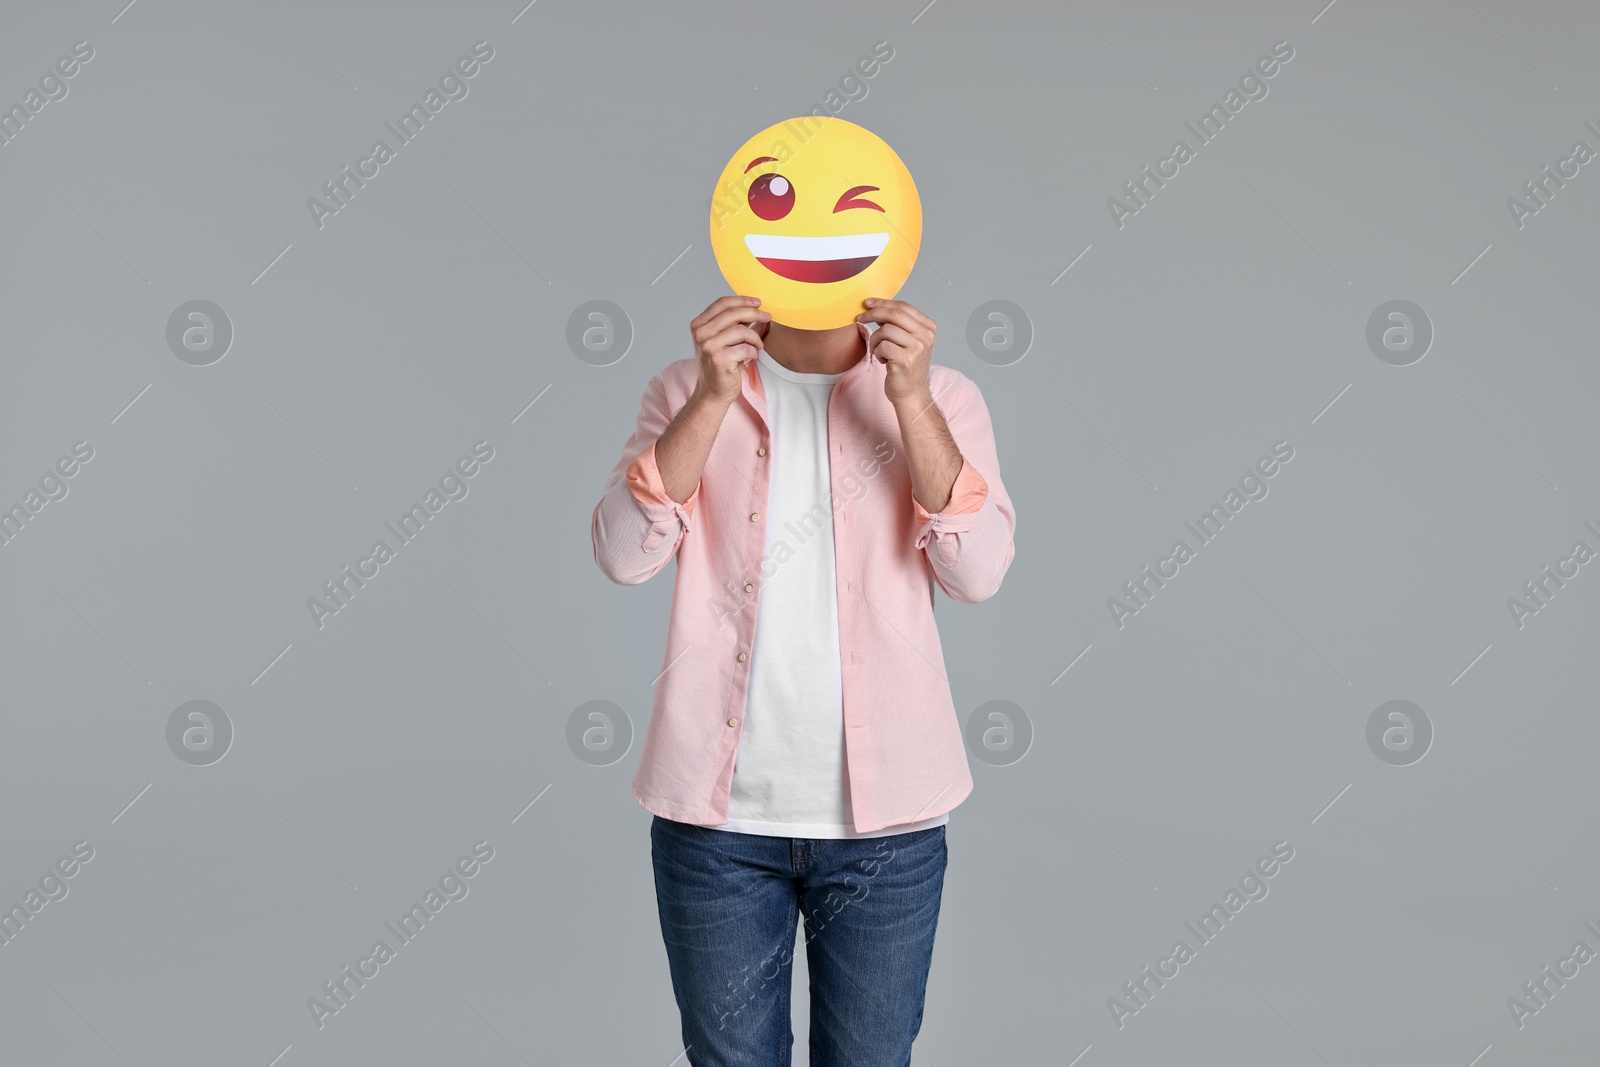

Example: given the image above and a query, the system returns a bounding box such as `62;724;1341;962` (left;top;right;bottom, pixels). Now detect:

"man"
591;293;1016;1065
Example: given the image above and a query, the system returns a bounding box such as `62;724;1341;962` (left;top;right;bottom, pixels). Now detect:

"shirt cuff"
626;439;700;515
912;455;988;549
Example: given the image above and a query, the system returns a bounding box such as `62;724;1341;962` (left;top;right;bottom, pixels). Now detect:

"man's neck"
761;320;867;376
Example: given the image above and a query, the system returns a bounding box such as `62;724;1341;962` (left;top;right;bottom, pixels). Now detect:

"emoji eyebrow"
744;156;779;173
834;185;884;212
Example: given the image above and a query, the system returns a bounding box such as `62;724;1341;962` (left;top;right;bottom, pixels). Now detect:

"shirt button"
727;717;739;727
744;582;754;593
737;651;747;662
757;446;767;456
750;512;760;522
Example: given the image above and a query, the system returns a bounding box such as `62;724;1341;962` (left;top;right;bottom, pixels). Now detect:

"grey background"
2;0;1598;1064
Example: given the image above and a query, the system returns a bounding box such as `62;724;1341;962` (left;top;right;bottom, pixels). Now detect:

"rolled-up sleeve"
910;377;1016;603
592;374;699;585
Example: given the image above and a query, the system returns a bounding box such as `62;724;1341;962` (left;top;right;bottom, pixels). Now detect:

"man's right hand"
691;296;770;405
648;297;768;505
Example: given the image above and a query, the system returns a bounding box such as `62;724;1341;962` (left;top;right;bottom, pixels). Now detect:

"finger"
857;303;931;337
711;324;766;358
697;305;772;340
867;322;918;353
864;298;935;332
708;294;763;319
692;295;762;331
690;296;744;331
871;338;910;365
691;300;764;334
867;329;918;364
707;305;771;333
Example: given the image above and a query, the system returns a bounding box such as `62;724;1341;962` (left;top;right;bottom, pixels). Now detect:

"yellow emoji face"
709;117;921;330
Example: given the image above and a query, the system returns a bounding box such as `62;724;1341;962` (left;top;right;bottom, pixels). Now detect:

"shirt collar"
741;321;876;419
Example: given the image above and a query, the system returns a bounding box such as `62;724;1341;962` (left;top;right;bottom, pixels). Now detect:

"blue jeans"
650;815;948;1067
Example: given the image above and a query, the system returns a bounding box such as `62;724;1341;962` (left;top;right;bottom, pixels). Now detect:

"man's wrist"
688;381;739;415
890;386;937;419
890;382;936;409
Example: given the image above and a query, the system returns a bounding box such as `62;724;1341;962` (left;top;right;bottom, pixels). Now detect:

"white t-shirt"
707;349;950;840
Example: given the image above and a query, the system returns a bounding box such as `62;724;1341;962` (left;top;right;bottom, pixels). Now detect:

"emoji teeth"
753;256;880;283
744;233;890;261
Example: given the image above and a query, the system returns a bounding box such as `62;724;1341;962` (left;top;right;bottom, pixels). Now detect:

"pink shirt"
590;331;1017;833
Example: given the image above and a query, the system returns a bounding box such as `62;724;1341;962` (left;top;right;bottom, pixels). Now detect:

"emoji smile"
745;233;890;283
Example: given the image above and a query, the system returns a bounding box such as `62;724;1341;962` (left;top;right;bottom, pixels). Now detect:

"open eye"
833;185;884;213
748;173;794;220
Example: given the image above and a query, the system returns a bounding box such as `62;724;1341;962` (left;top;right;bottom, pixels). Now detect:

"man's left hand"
858;298;936;407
